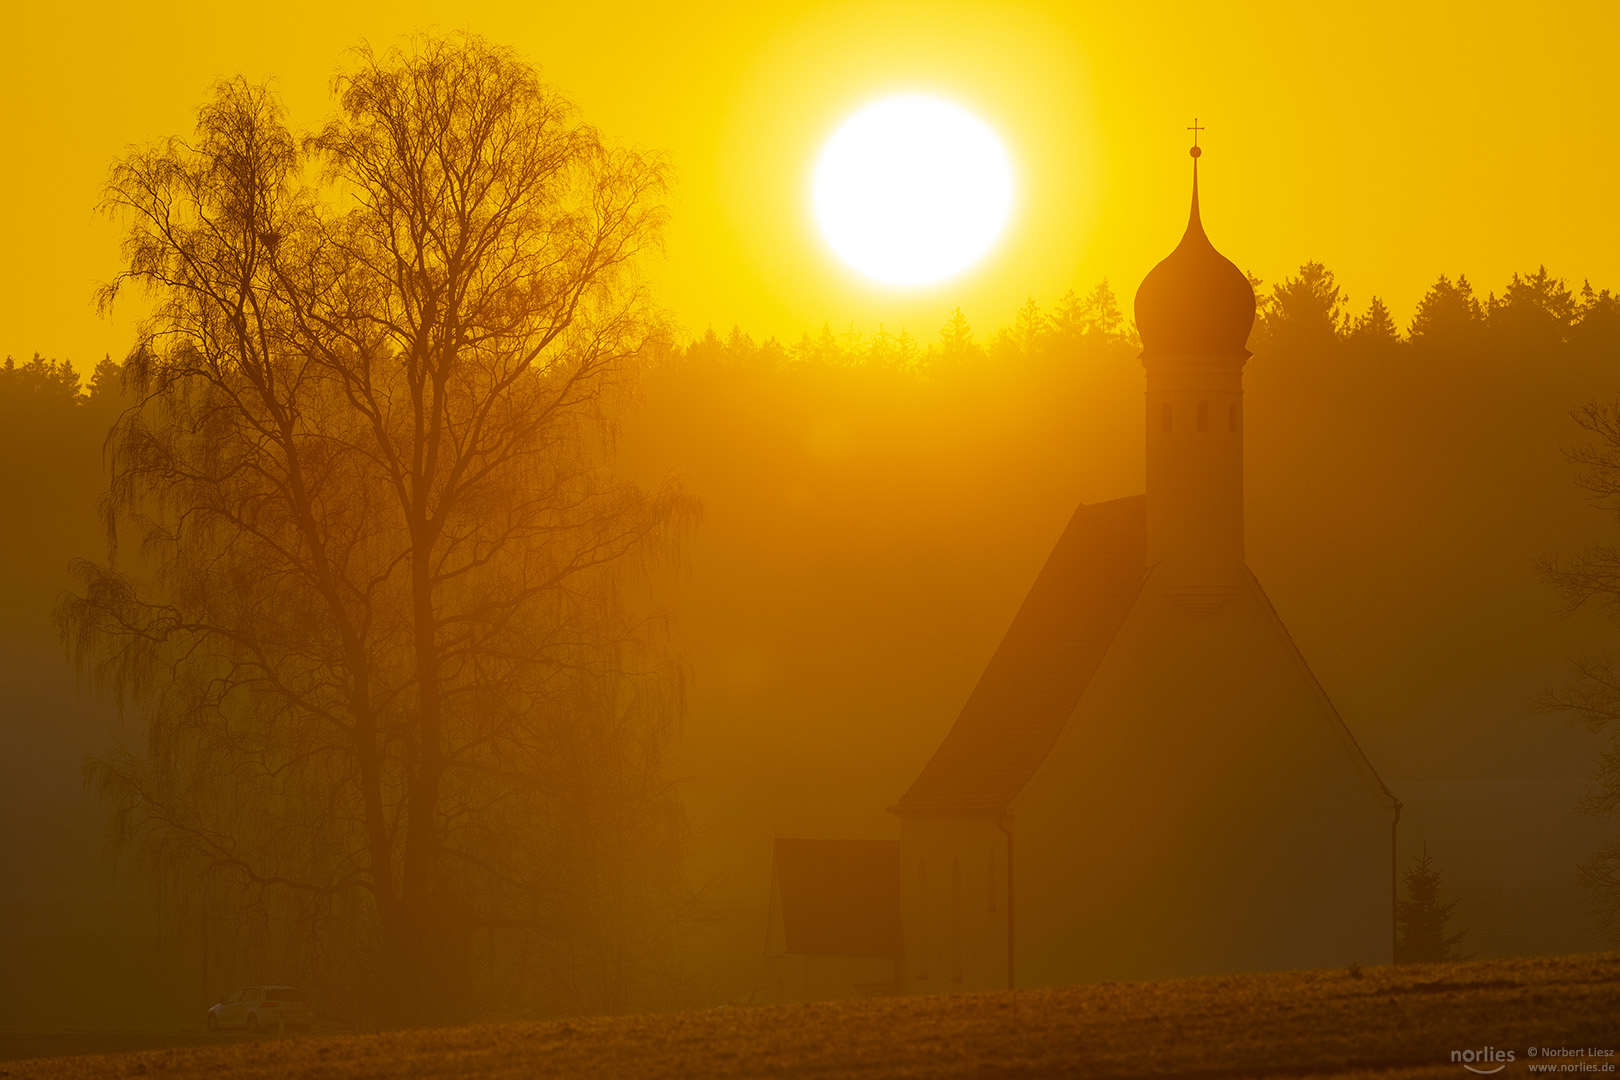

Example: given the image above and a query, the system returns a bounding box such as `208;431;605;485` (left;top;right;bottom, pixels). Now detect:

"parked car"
206;986;314;1032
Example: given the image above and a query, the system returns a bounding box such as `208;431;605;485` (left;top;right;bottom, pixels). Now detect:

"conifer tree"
1395;845;1468;963
937;306;978;363
1012;296;1046;356
1262;261;1347;359
1346;296;1403;354
1409;274;1484;352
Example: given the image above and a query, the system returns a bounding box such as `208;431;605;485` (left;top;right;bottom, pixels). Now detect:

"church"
764;142;1400;998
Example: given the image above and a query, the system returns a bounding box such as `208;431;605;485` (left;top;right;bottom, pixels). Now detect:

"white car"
206;986;314;1032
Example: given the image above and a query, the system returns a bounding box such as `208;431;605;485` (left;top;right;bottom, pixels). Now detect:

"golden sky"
3;0;1617;365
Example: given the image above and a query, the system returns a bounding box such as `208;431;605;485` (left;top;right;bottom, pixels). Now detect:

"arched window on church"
915;859;928;982
1229;402;1239;433
987;849;996;913
950;858;964;985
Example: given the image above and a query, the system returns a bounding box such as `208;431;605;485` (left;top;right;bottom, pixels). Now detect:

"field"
4;953;1617;1079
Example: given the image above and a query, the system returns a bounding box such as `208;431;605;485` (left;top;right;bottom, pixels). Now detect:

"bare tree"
61;34;697;1026
1536;399;1620;947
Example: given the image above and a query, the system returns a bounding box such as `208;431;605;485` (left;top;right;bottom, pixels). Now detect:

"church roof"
769;838;903;958
893;495;1148;817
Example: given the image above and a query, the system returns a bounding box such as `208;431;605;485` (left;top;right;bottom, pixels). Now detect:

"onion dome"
1134;145;1256;359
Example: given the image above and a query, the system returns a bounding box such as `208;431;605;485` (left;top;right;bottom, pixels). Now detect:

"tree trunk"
397;548;445;1025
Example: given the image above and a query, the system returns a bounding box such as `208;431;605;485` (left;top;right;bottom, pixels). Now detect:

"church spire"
1133;127;1254;592
1134;126;1255;361
1187;118;1204;238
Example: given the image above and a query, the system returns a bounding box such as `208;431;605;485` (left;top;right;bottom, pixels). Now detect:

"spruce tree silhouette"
1486;267;1577;358
1395;845;1468;963
1258;262;1346;359
1345;296;1404;357
937;306;979;364
1572;281;1620;357
1409;274;1484;353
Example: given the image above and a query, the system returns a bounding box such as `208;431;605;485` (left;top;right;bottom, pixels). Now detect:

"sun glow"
812;95;1015;287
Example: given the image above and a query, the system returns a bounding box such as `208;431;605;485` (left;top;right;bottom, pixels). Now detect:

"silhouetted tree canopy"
60;34;697;1026
1408;273;1484;353
1241;261;1620;368
938;306;979;365
0;353;83;404
1488;267;1578;353
1345;296;1402;357
1573;282;1620;356
1255;261;1346;359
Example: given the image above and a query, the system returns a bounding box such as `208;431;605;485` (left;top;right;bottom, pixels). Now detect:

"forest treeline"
660;262;1620;372
15;261;1619;404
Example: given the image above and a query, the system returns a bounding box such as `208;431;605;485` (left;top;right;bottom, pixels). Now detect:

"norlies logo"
1453;1047;1516;1075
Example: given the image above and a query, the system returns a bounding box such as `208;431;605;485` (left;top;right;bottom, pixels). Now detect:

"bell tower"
1133;129;1256;609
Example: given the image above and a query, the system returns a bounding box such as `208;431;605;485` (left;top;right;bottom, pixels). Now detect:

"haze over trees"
1536;397;1620;947
631;262;1620;975
55;35;697;1026
1249;265;1620;942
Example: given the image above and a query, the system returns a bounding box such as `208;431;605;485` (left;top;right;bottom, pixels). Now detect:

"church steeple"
1133;130;1255;598
1135;131;1256;360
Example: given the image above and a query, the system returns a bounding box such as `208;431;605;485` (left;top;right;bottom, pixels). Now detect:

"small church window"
1197;401;1209;432
988;849;996;913
1229;402;1239;433
1161;402;1172;432
915;860;928;981
950;858;964;985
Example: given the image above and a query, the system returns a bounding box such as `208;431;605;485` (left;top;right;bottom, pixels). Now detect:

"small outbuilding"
763;838;903;1001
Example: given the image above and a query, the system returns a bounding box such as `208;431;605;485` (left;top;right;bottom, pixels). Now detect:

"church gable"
893;495;1148;817
1242;570;1398;807
999;563;1398;983
1009;563;1397;820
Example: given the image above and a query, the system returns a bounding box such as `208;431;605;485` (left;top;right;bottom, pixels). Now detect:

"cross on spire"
1188;118;1204;159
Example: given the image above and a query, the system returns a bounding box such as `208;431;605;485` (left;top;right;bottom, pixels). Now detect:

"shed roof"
769;838;903;958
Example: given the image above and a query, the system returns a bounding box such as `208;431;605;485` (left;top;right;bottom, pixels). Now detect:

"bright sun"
812;95;1015;287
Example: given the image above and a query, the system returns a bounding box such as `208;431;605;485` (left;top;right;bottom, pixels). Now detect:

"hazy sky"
4;0;1617;365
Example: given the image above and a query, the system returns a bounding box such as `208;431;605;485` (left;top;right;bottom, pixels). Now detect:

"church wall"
1010;572;1392;987
897;816;1009;994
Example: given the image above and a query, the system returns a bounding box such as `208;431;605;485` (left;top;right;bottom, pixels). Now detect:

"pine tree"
1408;274;1484;352
1396;845;1468;963
1080;279;1124;342
936;306;978;364
1346;296;1404;356
1050;281;1125;348
87;354;123;402
1012;296;1046;356
1486;266;1576;351
1263;261;1347;358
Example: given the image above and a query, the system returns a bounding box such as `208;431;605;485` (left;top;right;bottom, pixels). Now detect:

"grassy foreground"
5;953;1617;1079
